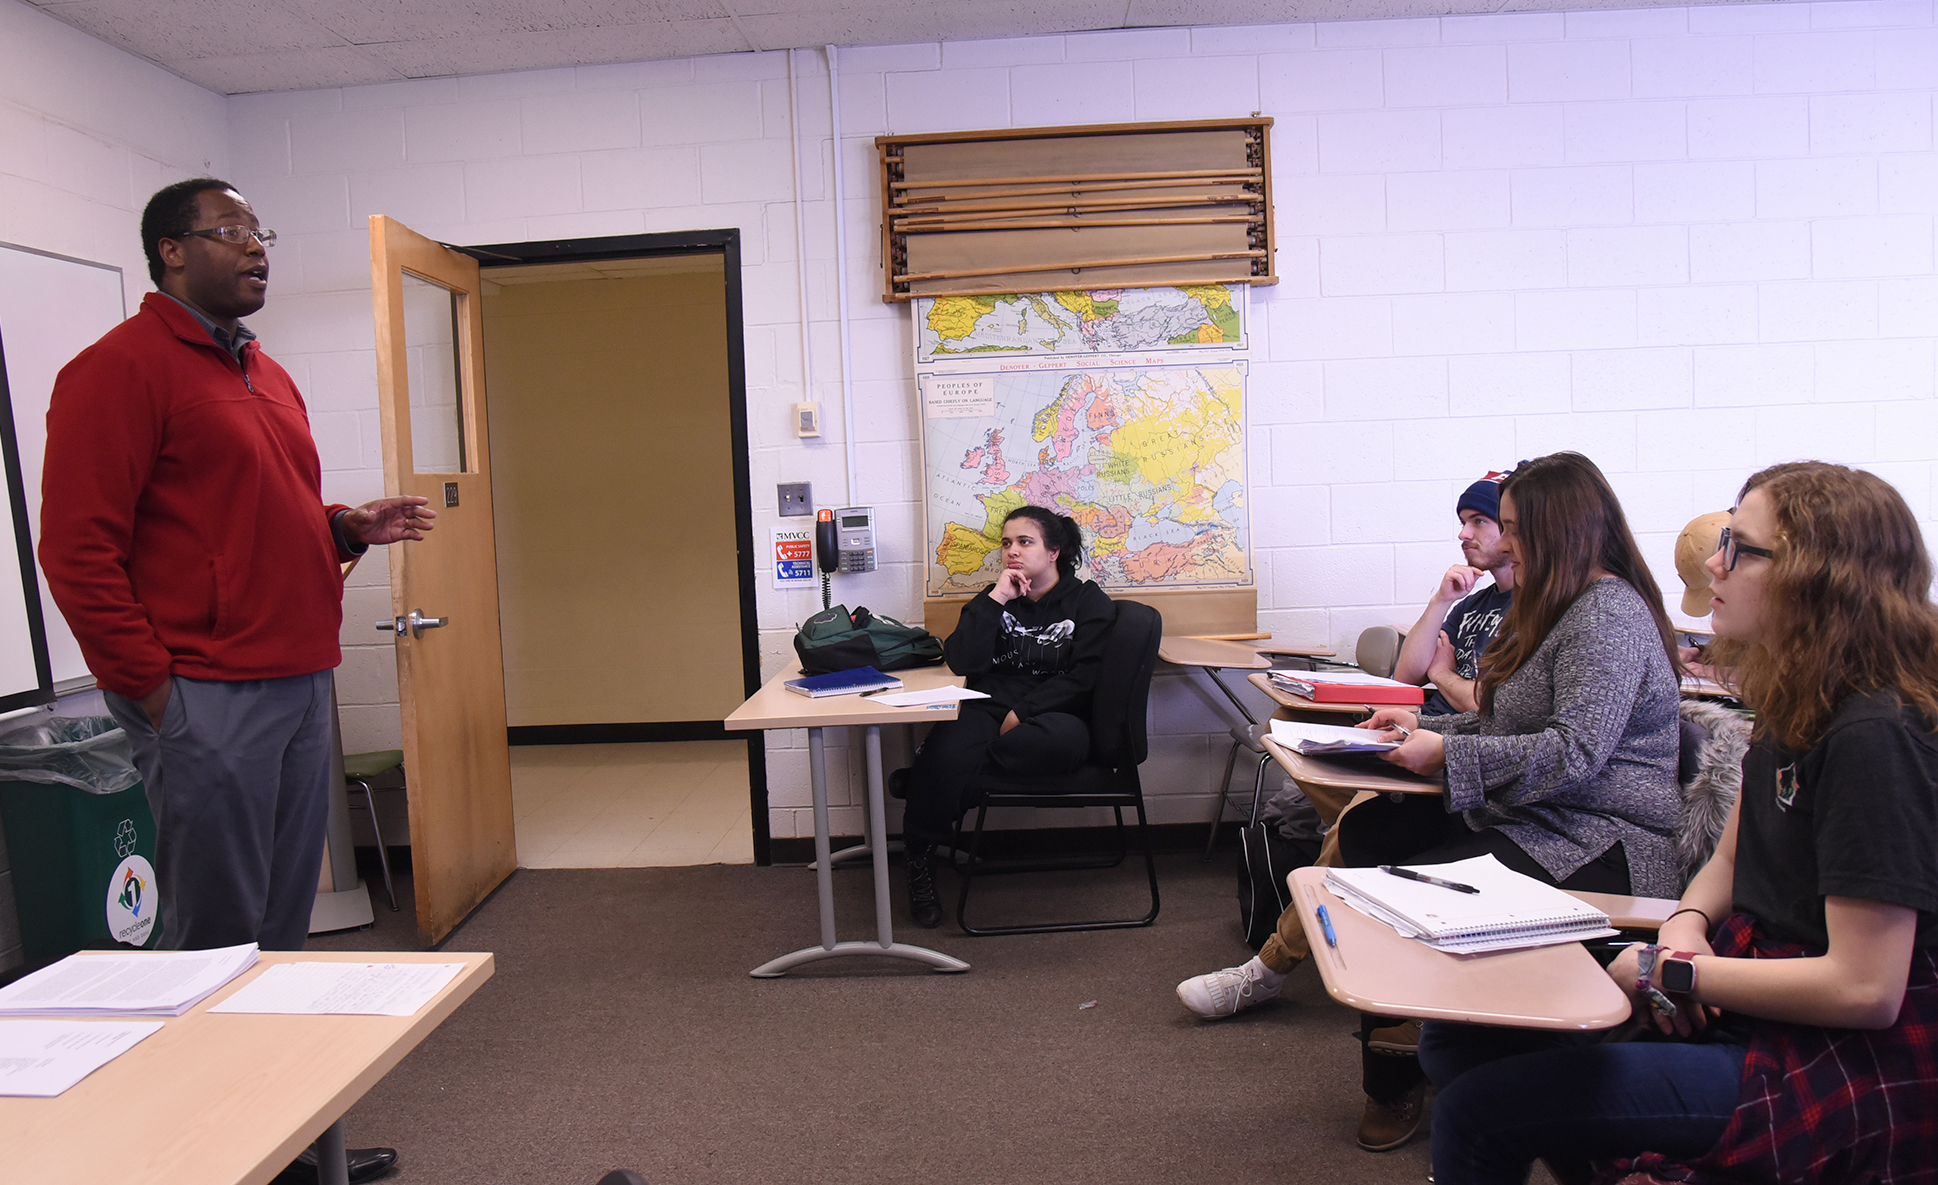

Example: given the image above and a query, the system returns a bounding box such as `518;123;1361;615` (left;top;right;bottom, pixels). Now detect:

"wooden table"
1;950;493;1185
725;662;971;977
1291;867;1631;1031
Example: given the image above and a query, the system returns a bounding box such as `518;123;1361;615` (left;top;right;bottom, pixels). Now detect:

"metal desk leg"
811;740;875;871
1201;666;1259;727
316;1119;348;1185
750;725;968;977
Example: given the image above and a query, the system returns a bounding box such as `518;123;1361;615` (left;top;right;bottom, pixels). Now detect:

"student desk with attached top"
0;950;494;1185
725;663;972;978
1291;867;1632;1030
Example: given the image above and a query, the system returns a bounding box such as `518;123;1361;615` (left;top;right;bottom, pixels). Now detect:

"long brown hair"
1708;462;1938;749
1477;452;1679;714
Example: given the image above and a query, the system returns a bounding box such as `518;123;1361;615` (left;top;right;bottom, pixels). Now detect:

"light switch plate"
778;482;812;517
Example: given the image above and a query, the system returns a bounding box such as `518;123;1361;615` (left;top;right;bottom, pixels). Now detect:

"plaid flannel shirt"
1613;912;1938;1184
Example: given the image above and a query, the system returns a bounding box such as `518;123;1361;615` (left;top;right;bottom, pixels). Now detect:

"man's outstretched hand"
342;496;437;545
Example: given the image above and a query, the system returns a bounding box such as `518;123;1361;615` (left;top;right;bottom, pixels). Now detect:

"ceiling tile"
360;19;751;79
164;44;404;93
40;0;349;60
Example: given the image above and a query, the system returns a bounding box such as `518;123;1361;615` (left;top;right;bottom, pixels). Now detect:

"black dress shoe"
905;842;943;928
596;1173;648;1185
274;1145;399;1184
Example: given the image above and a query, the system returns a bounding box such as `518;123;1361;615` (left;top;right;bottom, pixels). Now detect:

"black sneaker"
906;842;942;928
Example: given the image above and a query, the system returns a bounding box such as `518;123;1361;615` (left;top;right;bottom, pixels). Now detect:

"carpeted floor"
310;851;1443;1185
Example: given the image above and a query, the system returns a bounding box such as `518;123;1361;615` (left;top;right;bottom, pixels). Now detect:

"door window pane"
401;271;467;473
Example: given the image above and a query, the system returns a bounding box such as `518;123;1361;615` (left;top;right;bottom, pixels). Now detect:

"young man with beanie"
1391;472;1516;715
1173;470;1516;1153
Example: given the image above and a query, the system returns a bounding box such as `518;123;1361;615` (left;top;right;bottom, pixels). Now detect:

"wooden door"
368;215;516;942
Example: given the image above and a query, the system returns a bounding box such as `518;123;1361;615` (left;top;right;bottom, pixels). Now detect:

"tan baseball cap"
1675;510;1732;617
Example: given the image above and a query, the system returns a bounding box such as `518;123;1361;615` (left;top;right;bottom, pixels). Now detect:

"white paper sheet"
0;1019;163;1096
208;962;466;1016
871;686;991;707
0;944;259;1016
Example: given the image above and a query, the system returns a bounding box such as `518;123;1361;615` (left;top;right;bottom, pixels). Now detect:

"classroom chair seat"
343;749;403;912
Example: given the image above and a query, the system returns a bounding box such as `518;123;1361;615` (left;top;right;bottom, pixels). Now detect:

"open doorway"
469;231;767;867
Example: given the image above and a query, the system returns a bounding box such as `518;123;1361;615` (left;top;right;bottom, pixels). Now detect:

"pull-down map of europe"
922;364;1250;597
914;286;1246;365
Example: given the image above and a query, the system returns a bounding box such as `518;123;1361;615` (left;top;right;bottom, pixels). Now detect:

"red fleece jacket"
40;293;351;699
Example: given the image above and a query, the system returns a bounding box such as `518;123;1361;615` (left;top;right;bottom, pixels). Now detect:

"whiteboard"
0;242;129;700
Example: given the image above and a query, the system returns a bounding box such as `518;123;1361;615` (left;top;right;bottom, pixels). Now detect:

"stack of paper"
1268;718;1398;756
1326;856;1615;954
0;944;259;1017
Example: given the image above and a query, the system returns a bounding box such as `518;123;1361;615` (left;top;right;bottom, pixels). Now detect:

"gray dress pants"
104;671;335;952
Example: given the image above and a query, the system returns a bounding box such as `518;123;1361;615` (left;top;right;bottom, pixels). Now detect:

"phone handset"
816;509;839;608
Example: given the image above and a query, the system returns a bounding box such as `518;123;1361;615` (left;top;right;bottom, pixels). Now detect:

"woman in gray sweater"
1358;451;1685;897
1342;451;1685;1148
1176;452;1685;1154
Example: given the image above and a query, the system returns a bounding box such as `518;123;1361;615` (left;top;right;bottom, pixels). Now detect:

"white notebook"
1326;855;1614;954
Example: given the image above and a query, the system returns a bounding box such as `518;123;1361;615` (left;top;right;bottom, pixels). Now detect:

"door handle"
376;610;450;638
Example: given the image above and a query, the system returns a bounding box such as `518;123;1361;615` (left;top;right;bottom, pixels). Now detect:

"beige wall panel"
484;261;742;727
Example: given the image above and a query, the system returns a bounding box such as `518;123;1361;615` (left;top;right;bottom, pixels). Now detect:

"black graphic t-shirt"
944;577;1115;721
1734;692;1938;950
1421;582;1513;717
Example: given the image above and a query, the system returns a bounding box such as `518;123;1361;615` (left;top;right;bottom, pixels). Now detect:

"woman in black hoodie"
901;505;1115;927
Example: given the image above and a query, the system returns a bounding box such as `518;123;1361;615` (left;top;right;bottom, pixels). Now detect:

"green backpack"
793;604;945;675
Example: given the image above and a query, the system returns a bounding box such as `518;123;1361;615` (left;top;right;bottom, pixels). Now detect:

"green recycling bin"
0;716;163;963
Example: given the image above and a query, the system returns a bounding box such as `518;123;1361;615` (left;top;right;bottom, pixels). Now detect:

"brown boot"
1366;1018;1422;1055
1357;1080;1429;1152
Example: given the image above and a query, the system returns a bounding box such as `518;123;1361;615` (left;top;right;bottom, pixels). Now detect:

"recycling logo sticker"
114;818;137;858
105;852;158;947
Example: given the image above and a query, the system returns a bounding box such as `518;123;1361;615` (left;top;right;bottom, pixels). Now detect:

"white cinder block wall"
5;0;1937;846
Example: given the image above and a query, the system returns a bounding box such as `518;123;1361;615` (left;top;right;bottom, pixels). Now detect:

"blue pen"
1316;903;1347;968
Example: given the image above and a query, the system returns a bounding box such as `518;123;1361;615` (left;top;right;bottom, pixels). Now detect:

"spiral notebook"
1325;855;1615;954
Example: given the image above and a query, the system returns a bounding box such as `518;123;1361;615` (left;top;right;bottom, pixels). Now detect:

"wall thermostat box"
793;401;821;437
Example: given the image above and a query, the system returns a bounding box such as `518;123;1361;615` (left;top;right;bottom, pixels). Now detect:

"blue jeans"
1420;1022;1747;1185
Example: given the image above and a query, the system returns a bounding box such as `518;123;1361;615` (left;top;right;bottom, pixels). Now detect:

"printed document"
0;1019;162;1097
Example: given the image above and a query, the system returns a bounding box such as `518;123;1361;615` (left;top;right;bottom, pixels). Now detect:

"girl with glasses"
1425;461;1938;1184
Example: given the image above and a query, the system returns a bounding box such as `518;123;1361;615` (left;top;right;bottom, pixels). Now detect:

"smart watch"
1661;951;1698;995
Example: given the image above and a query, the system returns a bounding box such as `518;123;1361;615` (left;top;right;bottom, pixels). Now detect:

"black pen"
1379;864;1479;894
860;687;893;697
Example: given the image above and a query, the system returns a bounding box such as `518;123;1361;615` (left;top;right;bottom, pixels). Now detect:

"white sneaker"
1176;959;1283;1019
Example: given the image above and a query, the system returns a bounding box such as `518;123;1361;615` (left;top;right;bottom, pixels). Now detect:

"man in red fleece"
40;179;429;1183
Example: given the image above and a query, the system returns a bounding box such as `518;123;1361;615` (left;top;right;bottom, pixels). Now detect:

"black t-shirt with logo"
1734;691;1938;950
1421;582;1513;717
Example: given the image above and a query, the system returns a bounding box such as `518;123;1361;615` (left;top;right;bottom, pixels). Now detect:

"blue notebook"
784;666;903;698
